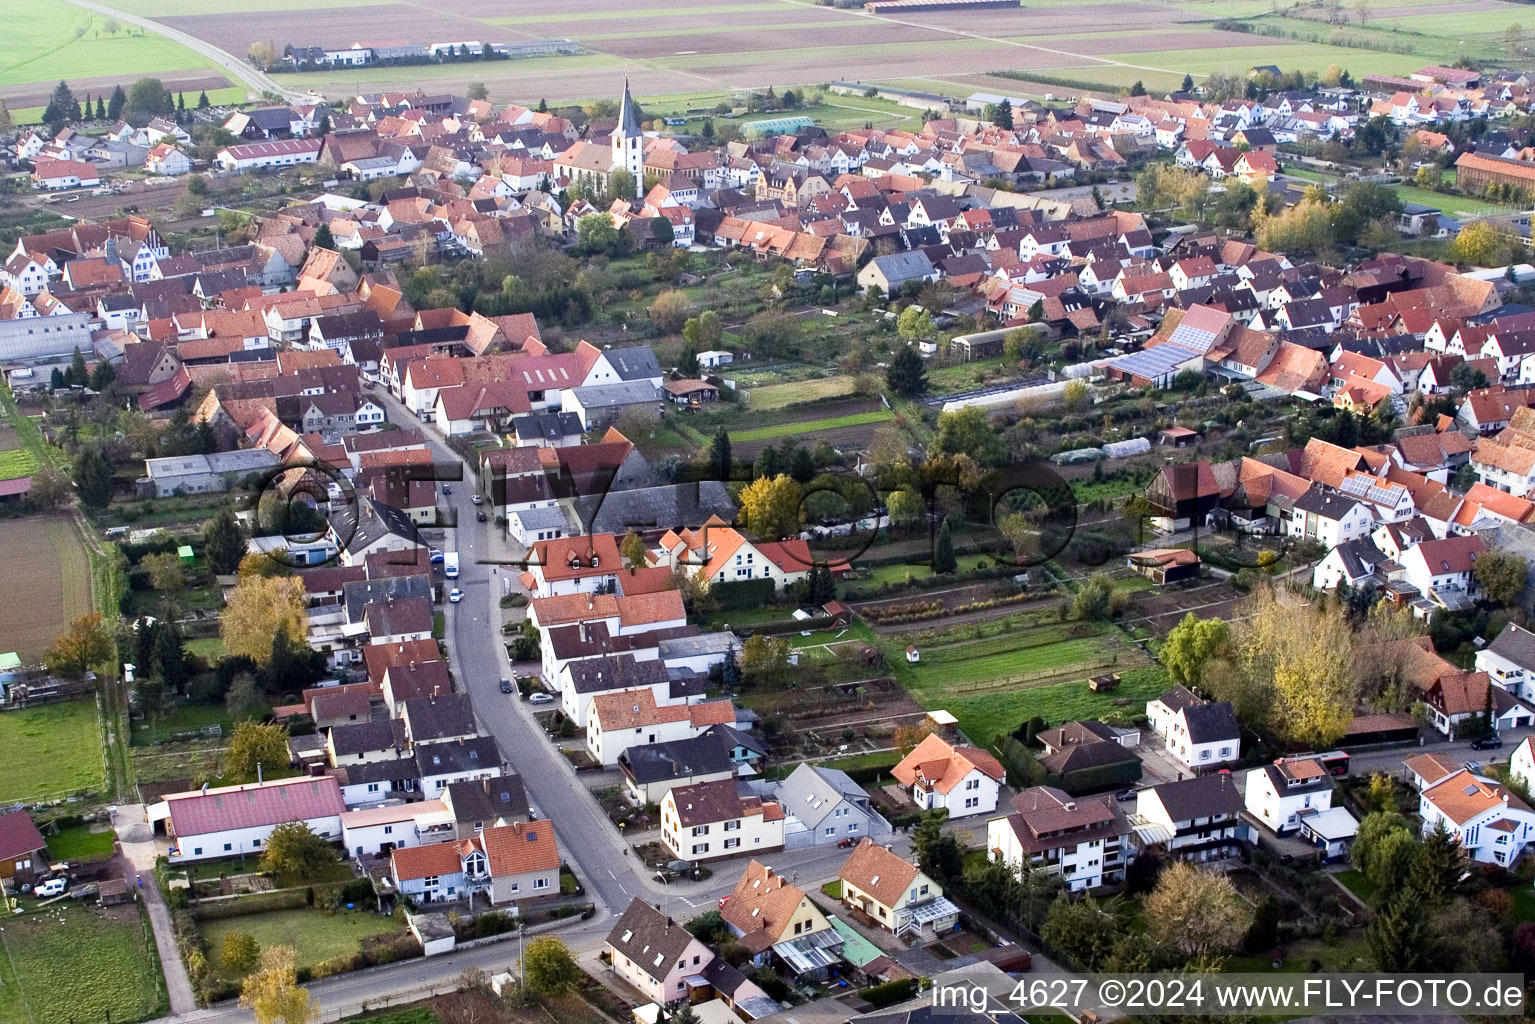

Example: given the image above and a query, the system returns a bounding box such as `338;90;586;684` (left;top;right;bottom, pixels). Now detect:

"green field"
199;909;405;978
1391;184;1509;218
0;902;164;1024
0;0;227;88
746;377;858;411
731;410;893;443
46;823;116;860
933;665;1171;747
0;699;105;803
1094;43;1425;78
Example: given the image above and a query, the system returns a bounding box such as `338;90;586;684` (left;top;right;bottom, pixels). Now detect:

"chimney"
432;686;439;700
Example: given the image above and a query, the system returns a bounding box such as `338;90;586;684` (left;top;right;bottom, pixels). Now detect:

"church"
551;79;645;199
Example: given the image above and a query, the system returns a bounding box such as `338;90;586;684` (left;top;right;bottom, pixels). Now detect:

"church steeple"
611;76;645;198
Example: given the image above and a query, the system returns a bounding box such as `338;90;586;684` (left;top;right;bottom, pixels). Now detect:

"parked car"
1464;760;1484;775
1115;788;1138;802
442;485;452;495
429;549;444;564
499;678;513;694
1471;735;1504;750
449;588;463;603
35;878;66;898
472;494;483;506
528;692;554;705
476;510;487;522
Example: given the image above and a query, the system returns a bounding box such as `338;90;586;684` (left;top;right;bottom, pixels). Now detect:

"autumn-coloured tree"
240;946;316;1024
739;474;803;541
224;722;291;785
221;575;307;665
1143;862;1253;958
141;551;186;592
46;613;115;679
1234;586;1356;746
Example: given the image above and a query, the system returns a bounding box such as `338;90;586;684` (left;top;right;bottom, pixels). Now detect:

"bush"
861;978;919;1007
713;578;778;611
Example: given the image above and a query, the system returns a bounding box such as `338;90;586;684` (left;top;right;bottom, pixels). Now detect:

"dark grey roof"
1259;763;1333;797
1155;684;1203;714
567;654;670;694
773;764;867;830
343;572;432;624
1181;701;1239;744
572;481;736;536
606;346;662;382
619;735;734;784
617;80;644;139
658;631;737;661
570;381;660;409
402;692;478;743
869;249;936;285
443;775;529;825
701;723;767;758
1038;740;1139;774
328;719;406;757
1488;623;1535;671
415;736;502;777
334;497;424;558
605;899;695;983
331;757;419;787
1148;773;1244;821
1333;537;1393;580
511;412;584;442
1291;484;1361;518
363;596;433;638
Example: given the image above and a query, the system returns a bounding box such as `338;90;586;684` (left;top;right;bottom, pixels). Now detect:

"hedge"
860;978;919;1008
189;880;353;920
713;578;779;611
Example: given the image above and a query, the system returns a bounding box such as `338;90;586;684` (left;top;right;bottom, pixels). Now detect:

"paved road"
117;805;198;1016
56;0;309;102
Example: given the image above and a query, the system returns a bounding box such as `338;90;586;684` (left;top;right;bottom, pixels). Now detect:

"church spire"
617;76;643;138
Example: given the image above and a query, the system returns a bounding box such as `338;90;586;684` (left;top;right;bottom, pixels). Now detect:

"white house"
660;777;785;862
388;819;560;906
340;799;454;858
987;787;1130;891
150;776;346;863
586;690;738;766
1312;537;1398;592
836;838;958;939
216;138;322;172
1419;768;1535;867
1147;684;1240;771
1244;757;1337;834
890;733;1005;819
1287;487;1375;548
1132;774;1254;863
1397;534;1484;607
145;144;190;176
1510;736;1535;789
1476;622;1535;703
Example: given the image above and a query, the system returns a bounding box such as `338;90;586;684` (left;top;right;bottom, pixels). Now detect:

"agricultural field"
0;424;39;481
0;699;105;803
0;516;94;660
0;0;232;105
731;409;893;443
0;902;164;1024
198;909;405;979
744;377;860;411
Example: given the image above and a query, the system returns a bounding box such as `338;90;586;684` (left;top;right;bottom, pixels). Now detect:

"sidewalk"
114;804;198;1017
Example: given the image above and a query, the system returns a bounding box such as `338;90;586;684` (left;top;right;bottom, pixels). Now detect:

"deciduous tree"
221;931;261;973
1160;613;1231;689
649;289;695;333
740;634;791;689
739;474;802;541
1474;549;1527;605
932;405;1006;466
1235;587;1357;746
240;945;316;1024
28;466;73;509
1452;220;1528;267
224;722;291;785
221;575;307;665
523;937;580;995
46;613;115;679
1143;861;1252;958
261;821;340;882
620;531;648;571
142;551;186;592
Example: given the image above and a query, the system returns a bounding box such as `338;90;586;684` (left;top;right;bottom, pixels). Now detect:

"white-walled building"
150;776;346;863
987;787;1130;891
660;777;785;862
1476;622;1535;703
340;799;454;858
891;733;1005;818
1419;768;1535;867
1244;757;1337;834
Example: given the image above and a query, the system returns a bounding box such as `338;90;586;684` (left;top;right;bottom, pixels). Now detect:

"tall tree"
1181;73;1194;92
240;946;316;1024
123;77;175;124
933;519;957;574
739;474;802;541
202;507;248;575
885;345;928;398
710;426;732;480
153;620;191;691
45;613;115;679
1234;587;1356;746
1143;861;1253;958
197;90;210;109
0;100;11;133
68;346;89;386
994;97;1013;129
44;80;80;129
1160;614;1231;689
261;822;340;881
221;575;308;665
1474;550;1527;606
107;84;126;121
1367;892;1431;971
620;530;648;571
312;223;335;251
224;722;290;784
141;551;186;592
73;445;116;510
1408;820;1464;904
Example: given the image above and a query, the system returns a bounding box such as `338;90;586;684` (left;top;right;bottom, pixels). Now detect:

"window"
692;825;708;836
724;838;740;849
423;875;438;887
534;877;549;889
724;820;740;831
848;823;859;833
825;827;835;836
510;882;520;893
692;843;708;855
252;839;261;847
193;847;202;856
224;843;232;851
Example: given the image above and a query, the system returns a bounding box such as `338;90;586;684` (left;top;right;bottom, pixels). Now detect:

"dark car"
1471;735;1504;750
1115;788;1138;802
477;510;487;522
499;678;513;694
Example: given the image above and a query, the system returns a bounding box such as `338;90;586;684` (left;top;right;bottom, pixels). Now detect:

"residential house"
1420;768;1535;866
150;776;346;863
776;763;891;849
659;778;785;862
1146;684;1240;771
719;861;837;976
986;787;1130;892
586;690;739;766
836;838;959;940
0;811;48;883
1477;622;1535;703
1131;774;1253;863
606;898;717;1006
890;733;1005;819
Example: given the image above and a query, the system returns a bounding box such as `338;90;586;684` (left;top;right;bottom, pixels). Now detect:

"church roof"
618;78;644;138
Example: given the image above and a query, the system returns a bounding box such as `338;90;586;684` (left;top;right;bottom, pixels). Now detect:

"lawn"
1390;183;1510;218
730;410;893;443
0;0;228;88
906;634;1128;690
0;902;164;1024
921;665;1170;747
130;699;241;746
0;698;104;803
185;635;224;661
1334;869;1378;905
45;823;116;861
747;376;858;411
0;515;94;660
199;908;405;978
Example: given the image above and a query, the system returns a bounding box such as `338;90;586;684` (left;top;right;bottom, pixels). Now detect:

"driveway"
114;804;198;1017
